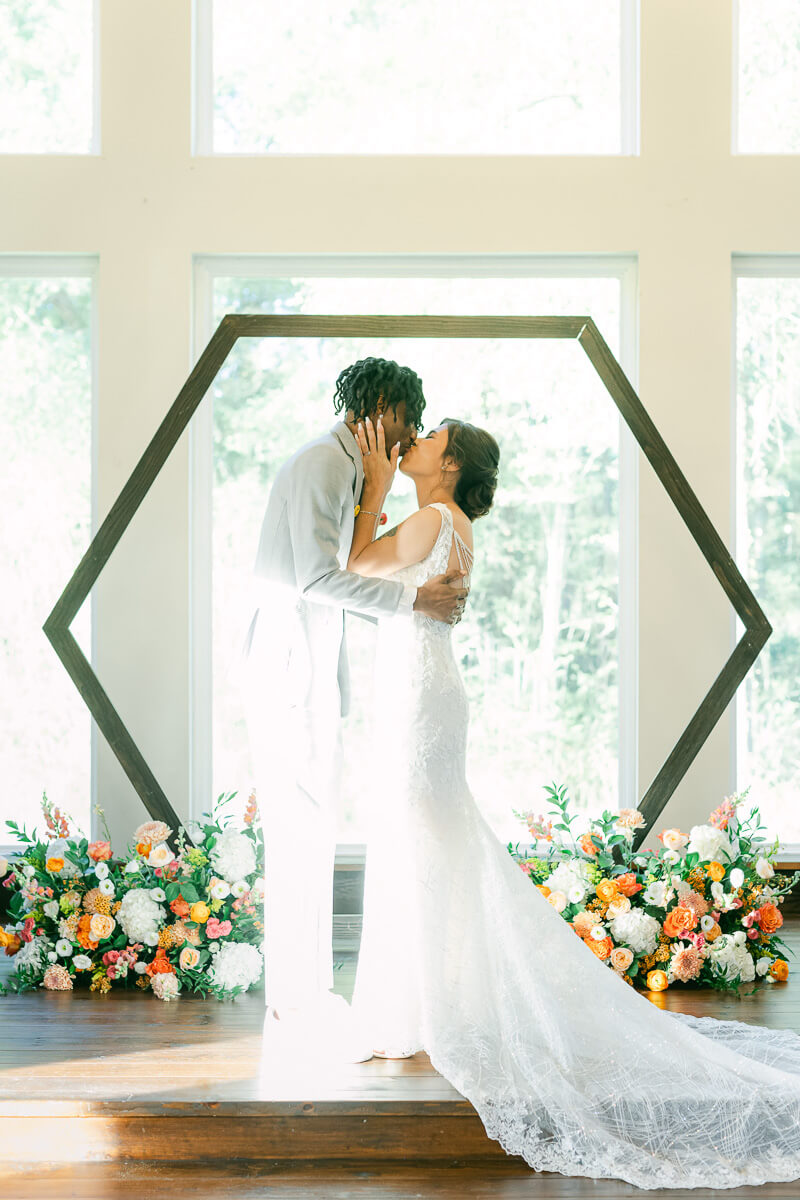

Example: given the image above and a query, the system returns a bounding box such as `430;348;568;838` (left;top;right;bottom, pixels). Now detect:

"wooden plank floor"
2;918;800;1197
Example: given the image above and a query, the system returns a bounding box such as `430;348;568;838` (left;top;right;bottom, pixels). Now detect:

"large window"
0;259;96;845
0;0;98;154
192;255;636;845
196;0;639;155
735;0;800;154
734;259;800;848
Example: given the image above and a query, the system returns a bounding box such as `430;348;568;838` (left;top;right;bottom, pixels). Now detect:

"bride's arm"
348;505;442;578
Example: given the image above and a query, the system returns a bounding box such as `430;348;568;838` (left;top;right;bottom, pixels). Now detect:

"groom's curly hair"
333;357;426;431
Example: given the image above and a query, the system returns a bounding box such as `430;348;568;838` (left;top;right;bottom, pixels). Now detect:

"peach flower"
596;879;619;903
658;828;689;852
610;946;634;972
87;841;112;862
179;946;201;970
43;964;73;990
606;895;632;919
89;913;115;942
616;808;645;829
133;820;172;847
573;910;600;937
614;872;643;897
579;833;600;857
670;944;703;982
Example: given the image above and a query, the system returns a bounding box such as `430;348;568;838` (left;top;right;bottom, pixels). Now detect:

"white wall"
3;0;798;852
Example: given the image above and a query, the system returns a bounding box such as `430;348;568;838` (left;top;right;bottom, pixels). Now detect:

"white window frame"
190;252;639;863
0;254;99;858
731;253;800;861
191;0;641;157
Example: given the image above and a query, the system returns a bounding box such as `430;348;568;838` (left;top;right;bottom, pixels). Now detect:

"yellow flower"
595;879;620;903
706;861;725;882
190;901;210;924
46;857;65;873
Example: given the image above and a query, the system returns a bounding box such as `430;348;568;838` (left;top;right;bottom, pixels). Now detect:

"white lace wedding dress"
350;501;800;1191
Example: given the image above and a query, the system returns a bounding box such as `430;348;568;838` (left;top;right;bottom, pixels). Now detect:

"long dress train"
350;501;800;1192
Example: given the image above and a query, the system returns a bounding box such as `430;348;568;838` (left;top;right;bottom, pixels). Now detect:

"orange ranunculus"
170;894;191;918
595;879;619;903
584;935;613;960
535;885;551;898
663;905;697;938
706;861;725;882
76;913;99;951
179;946;201;970
0;927;22;955
579;833;600;857
87;840;112;862
136;840;152;856
146;947;176;977
46;857;65;873
646;970;669;991
769;958;789;982
614;872;643;897
189;901;210;924
756;902;783;935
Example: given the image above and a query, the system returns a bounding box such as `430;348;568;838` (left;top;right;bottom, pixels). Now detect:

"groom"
240;356;467;1051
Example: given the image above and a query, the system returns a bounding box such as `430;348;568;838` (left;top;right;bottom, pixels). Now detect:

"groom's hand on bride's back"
413;572;469;625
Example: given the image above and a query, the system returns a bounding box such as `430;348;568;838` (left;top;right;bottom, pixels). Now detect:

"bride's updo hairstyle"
441;418;500;521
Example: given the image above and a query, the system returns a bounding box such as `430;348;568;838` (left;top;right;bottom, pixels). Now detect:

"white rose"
99;878;115;896
662;849;681;865
47;951;58;962
589;924;608;940
755;858;775;880
208;941;220;954
144;931;160;946
150;887;166;902
73;954;92;970
643;880;672;908
729;867;745;889
230;880;249;898
124;860;140;874
55;939;73;957
687;824;732;864
700;914;716;932
94;861;109;880
148;843;175;869
756;956;772;977
134;961;147;974
710;881;724;902
567;885;585;904
43;901;60;919
733;930;746;945
22;863;36;877
210;879;231;901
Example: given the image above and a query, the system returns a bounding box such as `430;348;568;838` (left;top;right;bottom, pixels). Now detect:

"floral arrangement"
509;784;798;993
0;790;264;1001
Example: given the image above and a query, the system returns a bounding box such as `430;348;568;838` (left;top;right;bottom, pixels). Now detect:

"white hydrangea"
607;908;661;956
208;941;264;993
686;824;732;864
209;831;257;885
542;859;592;902
116;887;165;942
707;933;755;983
45;838;82;878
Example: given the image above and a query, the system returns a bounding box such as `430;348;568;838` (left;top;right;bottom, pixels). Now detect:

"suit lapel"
331;421;364;500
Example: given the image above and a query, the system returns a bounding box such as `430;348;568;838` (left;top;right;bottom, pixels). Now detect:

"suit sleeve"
287;445;413;620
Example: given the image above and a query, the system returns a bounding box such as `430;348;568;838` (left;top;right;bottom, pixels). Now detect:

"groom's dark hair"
333;357;426;430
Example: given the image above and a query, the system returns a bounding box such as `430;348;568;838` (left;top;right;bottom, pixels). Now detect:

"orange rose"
87;840;112;862
179;946;201;970
585;935;613;960
579;833;600;857
704;920;722;942
769;959;789;982
535;885;551;898
596;879;619;903
756;903;783;935
76;913;99;951
614;872;643;897
189;901;210;924
146;948;176;977
646;969;669;991
0;927;22;956
663;905;697;938
706;861;725;882
170;894;191;918
46;857;65;873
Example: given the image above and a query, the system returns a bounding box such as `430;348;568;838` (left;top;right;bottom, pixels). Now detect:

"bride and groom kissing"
240;354;499;1063
240;355;800;1189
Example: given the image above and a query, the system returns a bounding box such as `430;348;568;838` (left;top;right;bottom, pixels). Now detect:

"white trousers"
241;661;342;1010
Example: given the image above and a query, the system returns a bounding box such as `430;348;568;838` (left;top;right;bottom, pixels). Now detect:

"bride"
343;413;800;1192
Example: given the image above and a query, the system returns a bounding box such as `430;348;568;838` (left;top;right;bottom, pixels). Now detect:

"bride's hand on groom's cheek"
356;416;399;499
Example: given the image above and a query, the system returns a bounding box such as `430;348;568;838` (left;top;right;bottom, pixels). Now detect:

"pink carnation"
205;918;232;939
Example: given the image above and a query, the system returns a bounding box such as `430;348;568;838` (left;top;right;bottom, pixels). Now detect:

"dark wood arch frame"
43;314;771;854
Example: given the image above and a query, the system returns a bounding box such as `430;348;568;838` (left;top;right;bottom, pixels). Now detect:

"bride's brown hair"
440;419;500;521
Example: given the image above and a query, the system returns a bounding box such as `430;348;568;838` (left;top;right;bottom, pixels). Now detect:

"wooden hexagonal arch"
43;315;771;852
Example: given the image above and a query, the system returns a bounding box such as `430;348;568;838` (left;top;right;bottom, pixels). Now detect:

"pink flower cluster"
205;917;232;939
102;945;142;980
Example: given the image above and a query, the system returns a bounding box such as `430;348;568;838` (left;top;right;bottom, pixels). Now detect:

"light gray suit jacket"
241;422;414;717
